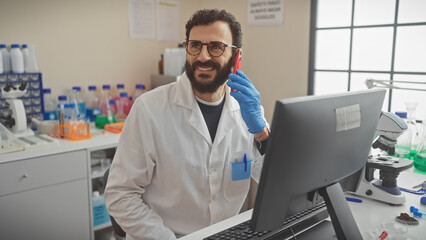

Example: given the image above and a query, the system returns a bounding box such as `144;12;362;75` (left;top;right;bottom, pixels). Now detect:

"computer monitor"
251;89;386;239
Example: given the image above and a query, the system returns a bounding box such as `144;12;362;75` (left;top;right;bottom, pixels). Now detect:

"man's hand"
227;70;266;134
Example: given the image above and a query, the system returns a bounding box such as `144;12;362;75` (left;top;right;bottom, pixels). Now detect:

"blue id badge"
231;154;251;181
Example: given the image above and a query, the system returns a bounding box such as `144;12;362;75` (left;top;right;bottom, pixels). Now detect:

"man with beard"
105;9;269;240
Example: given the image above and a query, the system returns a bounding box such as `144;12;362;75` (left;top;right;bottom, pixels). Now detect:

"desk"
181;170;426;240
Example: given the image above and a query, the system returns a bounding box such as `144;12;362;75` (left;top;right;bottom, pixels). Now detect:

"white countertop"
181;170;426;240
0;129;121;164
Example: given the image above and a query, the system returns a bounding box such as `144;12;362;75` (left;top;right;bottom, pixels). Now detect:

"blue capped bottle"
85;86;101;122
43;88;58;120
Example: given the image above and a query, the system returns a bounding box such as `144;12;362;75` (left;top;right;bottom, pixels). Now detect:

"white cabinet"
87;145;117;240
0;150;91;240
0;134;120;240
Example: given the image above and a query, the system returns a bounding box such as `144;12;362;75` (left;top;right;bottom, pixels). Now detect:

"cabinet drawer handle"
22;174;29;179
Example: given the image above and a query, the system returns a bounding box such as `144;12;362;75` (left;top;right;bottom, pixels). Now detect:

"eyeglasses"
184;40;237;57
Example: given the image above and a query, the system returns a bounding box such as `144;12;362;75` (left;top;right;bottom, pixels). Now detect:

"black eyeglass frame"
184;40;238;57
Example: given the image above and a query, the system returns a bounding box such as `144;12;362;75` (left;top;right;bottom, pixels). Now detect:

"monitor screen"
250;89;386;237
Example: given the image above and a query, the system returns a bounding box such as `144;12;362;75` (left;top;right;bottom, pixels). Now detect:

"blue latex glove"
227;70;266;134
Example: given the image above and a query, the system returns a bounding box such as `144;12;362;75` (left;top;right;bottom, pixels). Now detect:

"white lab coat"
105;72;265;240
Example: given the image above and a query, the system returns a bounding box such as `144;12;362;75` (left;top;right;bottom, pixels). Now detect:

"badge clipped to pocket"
231;153;251;181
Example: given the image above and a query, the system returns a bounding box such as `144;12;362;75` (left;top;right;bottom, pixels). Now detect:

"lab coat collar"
174;72;241;146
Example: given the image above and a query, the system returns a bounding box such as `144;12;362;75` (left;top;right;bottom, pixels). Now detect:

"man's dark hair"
185;9;242;49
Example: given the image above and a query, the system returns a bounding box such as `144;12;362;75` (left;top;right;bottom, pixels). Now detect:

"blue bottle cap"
120;92;128;97
109;99;116;104
11;44;20;48
395;112;407;119
43;88;51;94
58;95;67;101
117;84;125;89
88;85;97;91
103;84;111;90
22;44;28;48
0;44;6;48
136;84;145;89
421;196;426;206
72;86;81;91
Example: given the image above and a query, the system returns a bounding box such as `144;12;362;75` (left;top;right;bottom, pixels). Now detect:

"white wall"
0;0;197;98
0;0;311;121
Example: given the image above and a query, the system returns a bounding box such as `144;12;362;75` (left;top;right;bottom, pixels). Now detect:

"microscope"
349;112;413;205
0;81;34;137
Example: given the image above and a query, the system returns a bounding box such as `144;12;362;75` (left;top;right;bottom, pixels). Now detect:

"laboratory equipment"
347;112;414;205
10;44;24;73
32;118;59;136
0;44;11;73
70;86;86;117
414;120;426;172
114;83;125;100
115;92;130;121
410;206;426;219
92;191;111;227
1;80;34;137
366;78;426;92
207;89;385;240
0;121;24;154
85;85;101;122
22;44;29;72
100;84;111;115
133;84;146;101
400;181;426;195
0;50;3;73
394;112;412;158
43;88;58;120
25;44;39;73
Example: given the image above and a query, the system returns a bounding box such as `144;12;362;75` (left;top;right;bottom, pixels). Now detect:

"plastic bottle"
10;44;24;73
0;44;11;73
406;102;419;157
414;120;426;173
57;95;68;136
134;84;146;100
395;112;412;159
0;50;3;73
85;86;101;122
70;86;86;118
25;44;39;73
100;84;112;115
58;95;68;106
116;92;131;121
21;44;29;72
109;99;117;116
114;84;125;100
92;191;110;226
43;88;58;120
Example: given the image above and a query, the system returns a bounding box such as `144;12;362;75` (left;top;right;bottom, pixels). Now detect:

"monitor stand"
319;182;363;240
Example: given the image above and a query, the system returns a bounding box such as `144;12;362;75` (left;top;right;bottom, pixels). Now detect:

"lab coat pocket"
223;153;252;204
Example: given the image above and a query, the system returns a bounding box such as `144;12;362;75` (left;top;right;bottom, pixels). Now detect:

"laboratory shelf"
91;168;107;179
94;221;112;231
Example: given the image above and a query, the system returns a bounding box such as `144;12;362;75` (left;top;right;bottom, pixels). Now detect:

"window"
309;0;426;120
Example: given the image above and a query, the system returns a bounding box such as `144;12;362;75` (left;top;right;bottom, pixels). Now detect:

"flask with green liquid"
414;121;426;173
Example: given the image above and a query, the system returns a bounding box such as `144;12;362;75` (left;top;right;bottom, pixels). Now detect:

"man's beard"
185;58;234;94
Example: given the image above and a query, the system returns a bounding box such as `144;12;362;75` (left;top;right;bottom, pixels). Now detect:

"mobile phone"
233;49;242;74
231;49;242;92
